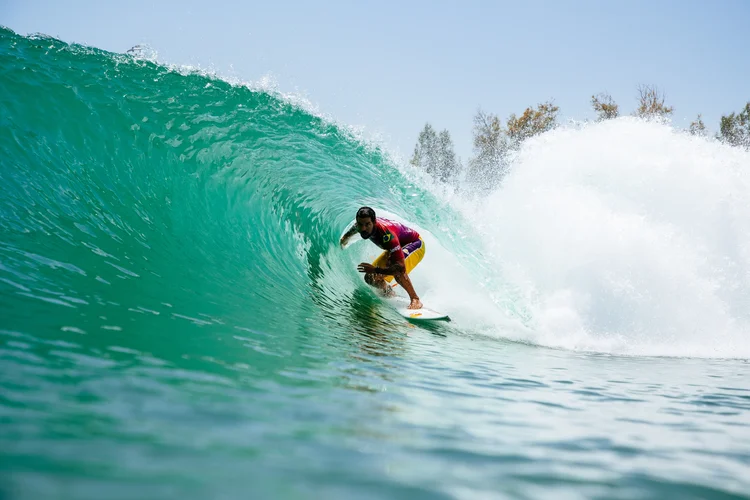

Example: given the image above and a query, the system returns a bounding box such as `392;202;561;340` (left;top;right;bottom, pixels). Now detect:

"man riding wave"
340;207;424;310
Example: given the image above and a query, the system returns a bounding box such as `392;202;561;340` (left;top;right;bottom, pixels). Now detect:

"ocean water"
1;27;749;499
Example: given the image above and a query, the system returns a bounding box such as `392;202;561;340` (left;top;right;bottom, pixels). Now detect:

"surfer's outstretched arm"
339;222;358;248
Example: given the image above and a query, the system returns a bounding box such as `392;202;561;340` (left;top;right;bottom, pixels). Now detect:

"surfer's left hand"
357;263;377;274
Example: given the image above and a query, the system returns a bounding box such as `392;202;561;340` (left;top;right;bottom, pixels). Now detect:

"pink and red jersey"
368;218;421;261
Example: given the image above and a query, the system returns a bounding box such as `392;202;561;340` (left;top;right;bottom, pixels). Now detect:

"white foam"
454;117;750;358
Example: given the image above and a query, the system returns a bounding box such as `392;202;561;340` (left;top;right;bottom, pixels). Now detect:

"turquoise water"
1;27;749;499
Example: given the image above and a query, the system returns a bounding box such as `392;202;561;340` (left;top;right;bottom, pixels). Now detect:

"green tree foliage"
467;109;506;188
689;114;707;137
467;102;559;189
436;130;460;185
591;93;619;121
413;84;748;197
718;102;750;149
634;84;673;118
411;123;437;174
506;101;560;145
411;123;460;185
471;110;505;164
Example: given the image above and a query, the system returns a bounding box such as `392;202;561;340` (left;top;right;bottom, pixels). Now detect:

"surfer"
339;207;424;310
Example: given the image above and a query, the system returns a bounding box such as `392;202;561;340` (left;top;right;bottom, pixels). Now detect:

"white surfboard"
388;296;450;322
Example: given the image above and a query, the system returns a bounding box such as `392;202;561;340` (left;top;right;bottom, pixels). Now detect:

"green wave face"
1;30;504;496
1;27;468;360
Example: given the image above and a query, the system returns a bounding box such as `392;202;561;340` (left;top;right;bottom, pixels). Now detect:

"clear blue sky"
3;0;749;162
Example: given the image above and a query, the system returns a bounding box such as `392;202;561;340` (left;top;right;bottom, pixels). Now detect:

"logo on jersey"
382;232;393;243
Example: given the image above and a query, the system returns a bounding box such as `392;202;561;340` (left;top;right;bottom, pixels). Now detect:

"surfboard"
388;296;450;322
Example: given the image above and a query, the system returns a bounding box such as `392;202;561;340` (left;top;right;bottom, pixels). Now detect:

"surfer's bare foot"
408;298;423;310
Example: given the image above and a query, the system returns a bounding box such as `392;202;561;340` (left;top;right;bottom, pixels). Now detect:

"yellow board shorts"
372;237;425;283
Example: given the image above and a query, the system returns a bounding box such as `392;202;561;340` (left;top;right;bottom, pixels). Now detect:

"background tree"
689;114;707;136
471;110;504;161
591;93;619;121
466;102;559;190
436;130;460;185
467;109;506;188
411;123;461;185
717;102;750;149
634;84;673;118
505;101;559;145
411;123;439;176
